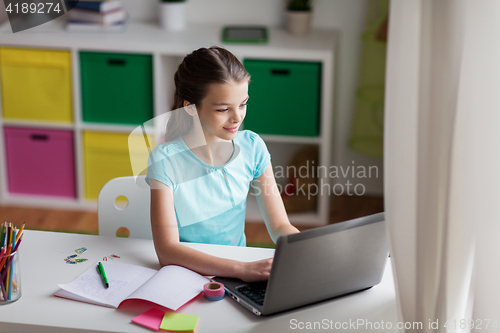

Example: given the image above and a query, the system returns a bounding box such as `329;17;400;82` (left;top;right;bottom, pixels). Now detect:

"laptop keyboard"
237;282;267;305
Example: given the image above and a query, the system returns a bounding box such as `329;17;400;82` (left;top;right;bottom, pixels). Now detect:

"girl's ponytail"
164;46;250;142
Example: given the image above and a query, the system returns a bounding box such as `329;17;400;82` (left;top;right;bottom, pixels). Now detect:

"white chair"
97;176;153;239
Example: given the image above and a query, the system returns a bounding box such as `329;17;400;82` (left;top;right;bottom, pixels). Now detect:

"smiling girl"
147;47;299;282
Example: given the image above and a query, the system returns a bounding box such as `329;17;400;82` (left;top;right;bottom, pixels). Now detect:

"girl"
147;46;299;282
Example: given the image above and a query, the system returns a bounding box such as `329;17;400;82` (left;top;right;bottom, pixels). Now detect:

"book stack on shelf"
65;0;128;33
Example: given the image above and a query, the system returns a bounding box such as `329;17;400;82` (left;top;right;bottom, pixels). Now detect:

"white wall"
0;0;383;195
121;0;383;196
313;1;384;196
120;0;384;195
123;0;285;26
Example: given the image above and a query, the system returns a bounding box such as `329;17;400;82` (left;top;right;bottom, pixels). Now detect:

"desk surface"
0;230;398;333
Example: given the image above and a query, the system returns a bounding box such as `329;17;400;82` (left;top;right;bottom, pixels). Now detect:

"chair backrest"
97;176;152;239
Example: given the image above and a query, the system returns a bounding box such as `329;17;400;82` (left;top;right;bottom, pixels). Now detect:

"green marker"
97;262;109;288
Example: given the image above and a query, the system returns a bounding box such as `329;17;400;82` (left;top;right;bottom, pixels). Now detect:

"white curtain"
384;0;500;332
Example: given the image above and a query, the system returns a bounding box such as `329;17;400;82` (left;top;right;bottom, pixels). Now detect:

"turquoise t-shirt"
146;130;271;246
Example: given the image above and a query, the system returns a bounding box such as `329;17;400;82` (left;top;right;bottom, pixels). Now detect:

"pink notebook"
132;308;165;332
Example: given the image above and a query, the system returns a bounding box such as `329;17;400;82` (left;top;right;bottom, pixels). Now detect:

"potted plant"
159;0;187;31
285;0;312;36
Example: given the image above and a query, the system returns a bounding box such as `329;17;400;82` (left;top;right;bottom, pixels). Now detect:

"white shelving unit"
0;19;337;226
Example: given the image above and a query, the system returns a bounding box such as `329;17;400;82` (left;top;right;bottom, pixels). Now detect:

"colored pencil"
3;226;12;295
0;245;12;271
4;223;11;251
0;222;25;301
0;243;11;302
16;222;25;243
0;222;6;247
5;230;15;299
0;279;6;301
0;233;23;284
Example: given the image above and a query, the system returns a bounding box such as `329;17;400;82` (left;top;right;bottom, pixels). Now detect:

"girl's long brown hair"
164;46;250;142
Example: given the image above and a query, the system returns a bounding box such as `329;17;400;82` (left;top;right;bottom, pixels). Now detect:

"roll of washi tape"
204;282;225;301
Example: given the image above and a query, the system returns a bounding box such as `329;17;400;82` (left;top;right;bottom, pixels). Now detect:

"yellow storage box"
0;47;73;123
83;131;153;200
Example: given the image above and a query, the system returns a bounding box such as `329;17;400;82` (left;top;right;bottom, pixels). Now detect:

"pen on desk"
97;262;109;288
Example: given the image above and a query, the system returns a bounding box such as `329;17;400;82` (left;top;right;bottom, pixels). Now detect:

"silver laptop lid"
262;212;388;315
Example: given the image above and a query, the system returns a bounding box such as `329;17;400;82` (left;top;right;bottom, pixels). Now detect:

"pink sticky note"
132;308;165;332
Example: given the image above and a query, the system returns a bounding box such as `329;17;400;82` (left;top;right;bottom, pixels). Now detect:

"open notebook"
55;262;209;310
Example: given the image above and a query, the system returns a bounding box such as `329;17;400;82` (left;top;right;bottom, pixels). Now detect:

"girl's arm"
150;178;272;282
252;163;300;243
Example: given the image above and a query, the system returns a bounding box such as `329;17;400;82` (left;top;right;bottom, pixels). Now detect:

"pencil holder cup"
0;250;21;304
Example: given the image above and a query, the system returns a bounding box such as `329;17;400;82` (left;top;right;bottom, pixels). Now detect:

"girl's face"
196;80;249;142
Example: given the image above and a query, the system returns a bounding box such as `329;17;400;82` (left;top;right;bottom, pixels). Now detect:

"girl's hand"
238;258;273;282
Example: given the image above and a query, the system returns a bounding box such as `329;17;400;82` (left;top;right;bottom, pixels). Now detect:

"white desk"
0;231;398;333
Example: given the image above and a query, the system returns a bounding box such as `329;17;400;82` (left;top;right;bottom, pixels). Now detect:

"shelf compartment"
244;141;320;223
4;126;76;198
258;134;321;144
80;51;154;125
82;130;153;200
246;194;319;225
0;47;73;123
243;59;321;137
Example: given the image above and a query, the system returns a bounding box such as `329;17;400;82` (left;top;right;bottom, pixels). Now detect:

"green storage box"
80;52;153;125
243;59;321;137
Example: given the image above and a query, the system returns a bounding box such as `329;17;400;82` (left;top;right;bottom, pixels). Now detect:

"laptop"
212;212;389;316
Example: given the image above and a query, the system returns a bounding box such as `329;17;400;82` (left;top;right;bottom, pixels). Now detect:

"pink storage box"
4;126;76;198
